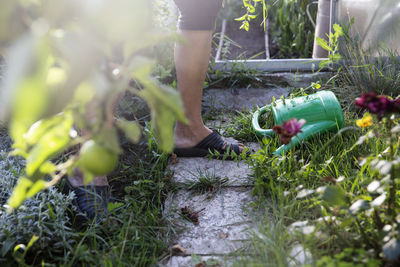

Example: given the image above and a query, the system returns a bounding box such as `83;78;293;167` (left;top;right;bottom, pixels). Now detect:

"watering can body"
252;90;345;155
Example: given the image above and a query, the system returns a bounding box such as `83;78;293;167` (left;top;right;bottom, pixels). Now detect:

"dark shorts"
173;0;223;30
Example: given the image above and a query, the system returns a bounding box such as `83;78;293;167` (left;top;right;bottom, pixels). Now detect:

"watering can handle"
252;105;275;137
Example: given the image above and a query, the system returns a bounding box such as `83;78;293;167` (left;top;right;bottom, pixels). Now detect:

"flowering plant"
356;114;373;128
272;118;306;145
351;92;400;260
355;92;400;118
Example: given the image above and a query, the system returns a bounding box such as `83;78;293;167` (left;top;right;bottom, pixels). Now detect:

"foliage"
181;168;229;196
317;24;343;69
321;19;400;98
338;45;400;97
0;0;186;210
236;0;316;58
267;0;316;58
0;151;76;264
71;149;174;266
245;86;400;265
0;126;177;265
235;0;266;31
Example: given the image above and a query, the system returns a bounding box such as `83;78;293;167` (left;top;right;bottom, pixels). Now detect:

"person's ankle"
174;124;212;148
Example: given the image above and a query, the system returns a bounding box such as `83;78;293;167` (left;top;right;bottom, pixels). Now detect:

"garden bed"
215;18;267;60
214;0;316;60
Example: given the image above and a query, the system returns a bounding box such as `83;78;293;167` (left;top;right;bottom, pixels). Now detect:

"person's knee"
174;0;223;30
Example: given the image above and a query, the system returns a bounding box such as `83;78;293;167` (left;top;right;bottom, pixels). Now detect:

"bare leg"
174;30;243;151
174;30;213;148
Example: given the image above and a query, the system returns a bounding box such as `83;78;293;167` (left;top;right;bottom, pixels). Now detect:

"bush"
0;150;76;264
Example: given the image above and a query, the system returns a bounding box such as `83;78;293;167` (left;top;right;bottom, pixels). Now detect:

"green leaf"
26;112;73;176
73;81;95;104
94;128;122;155
311;82;321;89
24;115;64;146
26;180;46;198
333;24;343;36
7;36;51;150
321;186;347;207
7;177;33;210
130;57;186;152
316;37;332;52
247;5;255;13
235;14;247;21
240;21;250;31
107;202;124;212
1;239;15;257
331;53;342;62
319;60;332;69
116;118;141;143
39;161;57;174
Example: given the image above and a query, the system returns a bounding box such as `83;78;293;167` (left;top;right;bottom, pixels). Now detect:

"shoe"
173;130;249;160
65;178;110;222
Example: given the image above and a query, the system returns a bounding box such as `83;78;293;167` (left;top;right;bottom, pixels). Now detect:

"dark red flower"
388;98;400;113
355;92;400;116
272;118;306;145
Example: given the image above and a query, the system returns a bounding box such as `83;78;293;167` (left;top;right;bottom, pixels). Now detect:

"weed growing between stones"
182;168;229;197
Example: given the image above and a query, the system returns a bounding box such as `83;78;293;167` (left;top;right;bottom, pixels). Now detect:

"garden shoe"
173;130;249;160
65;178;110;222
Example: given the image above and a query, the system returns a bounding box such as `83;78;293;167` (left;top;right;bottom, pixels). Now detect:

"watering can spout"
252;91;345;155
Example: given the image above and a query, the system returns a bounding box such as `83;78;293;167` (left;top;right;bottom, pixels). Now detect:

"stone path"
161;157;258;266
160;75;324;266
159;86;285;266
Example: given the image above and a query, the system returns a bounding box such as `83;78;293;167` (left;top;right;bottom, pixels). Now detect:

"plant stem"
387;119;396;221
355;217;373;248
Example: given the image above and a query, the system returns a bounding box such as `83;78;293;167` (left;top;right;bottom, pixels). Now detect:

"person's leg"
173;29;213;148
173;0;244;153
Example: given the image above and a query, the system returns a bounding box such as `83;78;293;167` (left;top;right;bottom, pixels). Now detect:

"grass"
232;66;400;265
181;168;229;196
68;145;174;266
204;40;400;264
2;14;400;265
0;127;175;266
235;107;393;265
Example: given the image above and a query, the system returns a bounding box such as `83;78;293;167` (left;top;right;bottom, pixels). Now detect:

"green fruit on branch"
78;140;118;175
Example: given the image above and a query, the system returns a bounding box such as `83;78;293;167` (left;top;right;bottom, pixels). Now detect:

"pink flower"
272;118;306;145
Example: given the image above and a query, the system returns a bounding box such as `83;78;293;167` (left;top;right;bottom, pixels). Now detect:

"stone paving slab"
164;188;254;227
164;188;254;255
172;223;250;255
203;87;289;111
163;255;245;267
265;72;332;88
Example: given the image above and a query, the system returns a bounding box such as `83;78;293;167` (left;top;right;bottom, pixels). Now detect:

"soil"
214;19;266;60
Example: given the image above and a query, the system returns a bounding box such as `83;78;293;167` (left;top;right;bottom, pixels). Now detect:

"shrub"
0;150;76;264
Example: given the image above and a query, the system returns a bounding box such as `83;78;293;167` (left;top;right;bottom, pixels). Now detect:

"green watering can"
252;90;345;156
